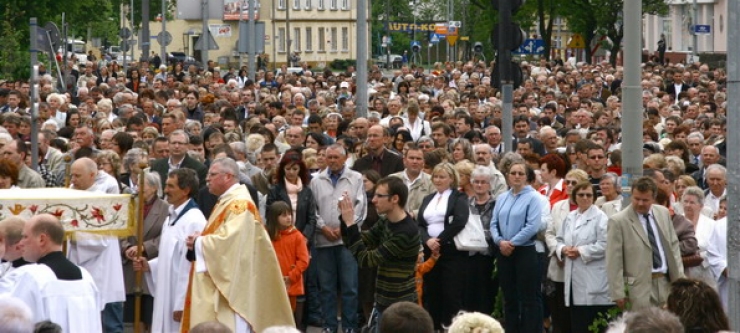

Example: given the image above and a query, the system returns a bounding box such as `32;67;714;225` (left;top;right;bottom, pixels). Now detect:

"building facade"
644;0;727;57
147;0;362;69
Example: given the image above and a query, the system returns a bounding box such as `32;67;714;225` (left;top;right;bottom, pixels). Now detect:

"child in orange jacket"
415;248;440;306
267;201;310;322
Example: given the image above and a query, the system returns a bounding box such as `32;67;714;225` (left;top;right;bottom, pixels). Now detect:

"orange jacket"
272;227;310;296
415;256;438;306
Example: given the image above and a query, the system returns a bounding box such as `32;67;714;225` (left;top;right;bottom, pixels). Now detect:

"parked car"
374;54;403;69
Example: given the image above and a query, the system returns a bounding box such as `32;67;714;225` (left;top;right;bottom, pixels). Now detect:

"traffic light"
412;43;421;53
492;0;525;89
473;42;483;53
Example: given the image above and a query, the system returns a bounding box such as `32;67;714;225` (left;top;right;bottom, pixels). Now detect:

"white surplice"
146;200;207;333
1;264;102;332
706;217;728;308
67;233;126;305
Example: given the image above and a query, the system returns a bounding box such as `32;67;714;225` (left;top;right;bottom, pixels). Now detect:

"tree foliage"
561;0;667;65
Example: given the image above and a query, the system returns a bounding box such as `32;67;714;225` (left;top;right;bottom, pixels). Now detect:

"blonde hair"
432;162;459;189
447;311;504;333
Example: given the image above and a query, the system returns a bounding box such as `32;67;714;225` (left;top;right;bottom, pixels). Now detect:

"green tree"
0;4;28;79
561;0;667;65
469;0;539;61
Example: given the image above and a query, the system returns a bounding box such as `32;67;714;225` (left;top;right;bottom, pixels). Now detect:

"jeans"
497;245;542;333
102;302;124;333
315;245;359;331
306;247;324;325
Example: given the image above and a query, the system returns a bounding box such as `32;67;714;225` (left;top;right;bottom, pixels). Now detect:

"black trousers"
497;245;543;333
424;253;466;329
463;253;498;315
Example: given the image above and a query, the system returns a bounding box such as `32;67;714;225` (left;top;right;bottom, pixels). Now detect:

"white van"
57;39;87;65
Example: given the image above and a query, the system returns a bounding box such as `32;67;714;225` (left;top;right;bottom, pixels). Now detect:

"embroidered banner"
0;189;134;237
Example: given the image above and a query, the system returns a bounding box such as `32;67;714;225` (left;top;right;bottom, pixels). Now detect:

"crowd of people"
0;52;733;333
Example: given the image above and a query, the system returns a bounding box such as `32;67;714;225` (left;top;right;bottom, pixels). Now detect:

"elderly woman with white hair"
680;186;717;290
465;166;499;315
46;93;67;127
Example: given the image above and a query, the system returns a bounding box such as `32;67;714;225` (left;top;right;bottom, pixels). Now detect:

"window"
318;0;325;10
278;0;286;10
293;0;300;9
306;27;313;51
330;0;337;10
304;0;311;10
293;28;301;52
341;0;349;10
318;28;325;51
341;27;348;51
331;27;338;51
278;28;286;52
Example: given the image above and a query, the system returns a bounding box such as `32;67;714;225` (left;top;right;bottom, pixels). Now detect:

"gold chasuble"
181;186;295;332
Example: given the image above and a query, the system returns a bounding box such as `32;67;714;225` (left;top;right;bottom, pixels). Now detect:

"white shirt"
423;189;452;238
641;212;668;274
704;188;726;215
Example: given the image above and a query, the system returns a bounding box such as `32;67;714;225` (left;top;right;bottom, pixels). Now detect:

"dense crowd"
0;54;733;333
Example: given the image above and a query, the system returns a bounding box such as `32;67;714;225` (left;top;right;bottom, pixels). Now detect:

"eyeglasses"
207;171;233;178
565;180;578;186
374;193;392;199
576;193;594;198
509;171;525;176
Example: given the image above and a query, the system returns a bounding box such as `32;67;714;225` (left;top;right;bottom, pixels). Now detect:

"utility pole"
726;0;740;328
247;0;256;79
493;0;522;153
30;18;39;171
286;1;291;67
621;0;643;201
201;0;209;65
161;0;167;66
142;0;150;62
385;0;390;69
692;0;698;57
356;0;368;117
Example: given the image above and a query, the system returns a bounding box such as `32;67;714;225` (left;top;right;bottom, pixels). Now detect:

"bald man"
1;214;102;332
68;157;125;331
70;157;120;194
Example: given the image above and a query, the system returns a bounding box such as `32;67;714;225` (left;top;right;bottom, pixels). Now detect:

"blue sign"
430;33;445;44
693;25;711;34
410;41;420;48
514;39;545;55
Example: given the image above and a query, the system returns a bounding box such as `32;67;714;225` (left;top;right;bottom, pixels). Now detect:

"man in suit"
150;130;208;190
665;71;689;103
606;177;684;310
352;125;404;177
512;115;546;156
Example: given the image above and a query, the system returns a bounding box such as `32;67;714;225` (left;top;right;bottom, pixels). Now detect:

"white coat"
556;205;612;307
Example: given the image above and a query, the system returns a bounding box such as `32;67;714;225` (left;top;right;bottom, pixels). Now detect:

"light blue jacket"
490;185;543;247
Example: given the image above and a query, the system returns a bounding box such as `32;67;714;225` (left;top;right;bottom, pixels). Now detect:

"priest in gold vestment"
181;157;294;332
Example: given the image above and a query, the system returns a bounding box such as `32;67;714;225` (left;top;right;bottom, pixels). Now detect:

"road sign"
157;31;173;46
568;33;586;49
447;35;459;46
693;25;711;34
447;26;458;36
410;41;420;48
430;33;443;44
194;30;219;51
514;39;545;54
435;24;448;35
448;21;461;28
460;36;469;41
119;27;132;39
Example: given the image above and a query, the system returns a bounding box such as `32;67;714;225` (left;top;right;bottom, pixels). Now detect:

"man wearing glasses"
183;157;294;332
338;176;420;331
150;130;207;190
586;143;608;198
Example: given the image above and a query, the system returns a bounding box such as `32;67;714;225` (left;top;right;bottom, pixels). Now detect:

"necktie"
643;214;662;269
693;155;699;165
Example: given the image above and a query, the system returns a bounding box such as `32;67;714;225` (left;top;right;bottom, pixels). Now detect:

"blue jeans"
315;245;359;331
102;302;124;333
